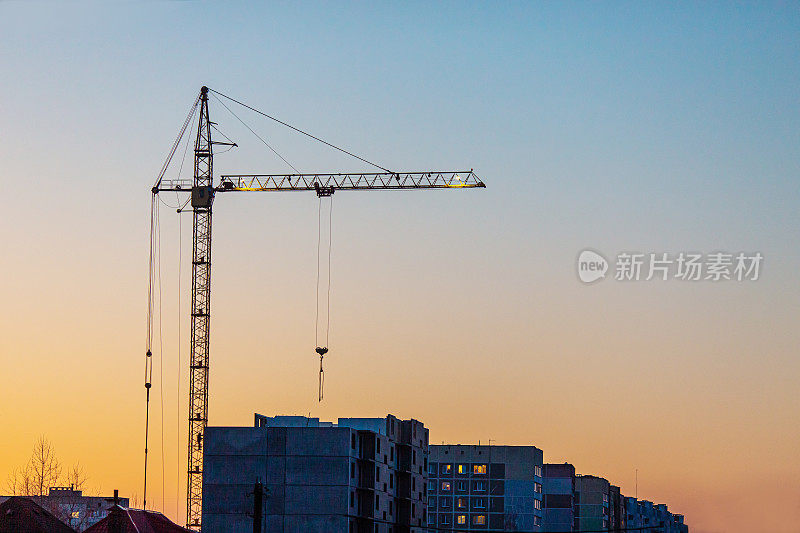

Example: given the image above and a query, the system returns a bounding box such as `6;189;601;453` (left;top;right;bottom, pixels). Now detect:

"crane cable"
315;197;333;401
144;194;156;510
208;88;393;173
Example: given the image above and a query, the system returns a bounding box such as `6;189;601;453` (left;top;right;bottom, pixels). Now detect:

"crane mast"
186;86;213;529
151;87;484;530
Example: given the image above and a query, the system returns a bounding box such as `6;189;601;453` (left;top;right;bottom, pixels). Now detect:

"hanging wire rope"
176;209;184;522
210;93;300;174
209;88;393;173
143;195;157;510
145;94;198;513
154;199;167;513
315;197;333;402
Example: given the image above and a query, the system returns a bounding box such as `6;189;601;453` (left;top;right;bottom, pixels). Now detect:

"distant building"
427;445;543;531
624;497;688;533
573;474;611;531
542;463;574;532
609;485;626;532
0;487;129;532
202;413;428;533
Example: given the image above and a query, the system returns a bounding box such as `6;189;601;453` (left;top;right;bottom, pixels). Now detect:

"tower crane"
148;86;485;530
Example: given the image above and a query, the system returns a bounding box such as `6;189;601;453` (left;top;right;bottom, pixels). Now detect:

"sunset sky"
1;2;798;532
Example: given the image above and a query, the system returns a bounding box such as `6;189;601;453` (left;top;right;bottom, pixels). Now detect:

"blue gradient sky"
1;3;798;532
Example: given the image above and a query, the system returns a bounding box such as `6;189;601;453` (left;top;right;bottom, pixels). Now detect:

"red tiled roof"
84;506;190;533
0;496;76;533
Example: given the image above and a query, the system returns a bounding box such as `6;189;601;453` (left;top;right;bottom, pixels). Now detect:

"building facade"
573;475;610;531
427;445;543;532
202;413;428;533
542;463;574;532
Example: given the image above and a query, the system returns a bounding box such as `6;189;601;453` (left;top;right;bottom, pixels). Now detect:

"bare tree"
66;462;88;491
29;436;62;497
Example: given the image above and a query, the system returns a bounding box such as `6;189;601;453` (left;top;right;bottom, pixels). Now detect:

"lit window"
534;482;542;493
535;465;542;477
457;498;466;509
535;498;542;510
457;515;467;525
441;482;451;492
473;464;487;475
442;464;452;474
71;511;80;519
473;515;486;525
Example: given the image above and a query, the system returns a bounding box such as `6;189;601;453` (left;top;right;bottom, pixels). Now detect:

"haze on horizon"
1;3;798;533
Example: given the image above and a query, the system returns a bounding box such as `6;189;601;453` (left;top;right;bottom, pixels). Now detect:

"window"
428;514;435;525
457;515;467;525
351;434;356;449
350;492;354;507
534;516;541;526
413;450;417;464
412;477;416;491
534;482;542;493
441;482;451;492
474;498;486;509
457;464;467;474
428;496;436;507
427;480;433;492
440;497;450;508
603;493;609;503
376;465;380;482
534;465;542;477
376;497;379;510
457;498;467;509
377;439;381;453
473;515;486;525
473;464;487;475
442;464;452;474
390;501;393;514
457;481;467;491
534;498;542;510
429;463;438;475
474;480;486;492
441;514;451;525
351;463;355;479
390;474;394;489
390;446;394;461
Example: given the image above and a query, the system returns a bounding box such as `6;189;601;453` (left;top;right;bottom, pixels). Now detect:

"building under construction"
202;414;428;533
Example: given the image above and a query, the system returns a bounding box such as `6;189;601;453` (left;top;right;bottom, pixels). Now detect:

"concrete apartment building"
543;464;687;532
573;474;611;531
202;413;428;533
0;487;129;532
625;497;688;533
427;445;543;531
541;463;574;532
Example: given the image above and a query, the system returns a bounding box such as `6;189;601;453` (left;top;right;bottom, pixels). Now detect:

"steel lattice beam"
186;86;213;530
